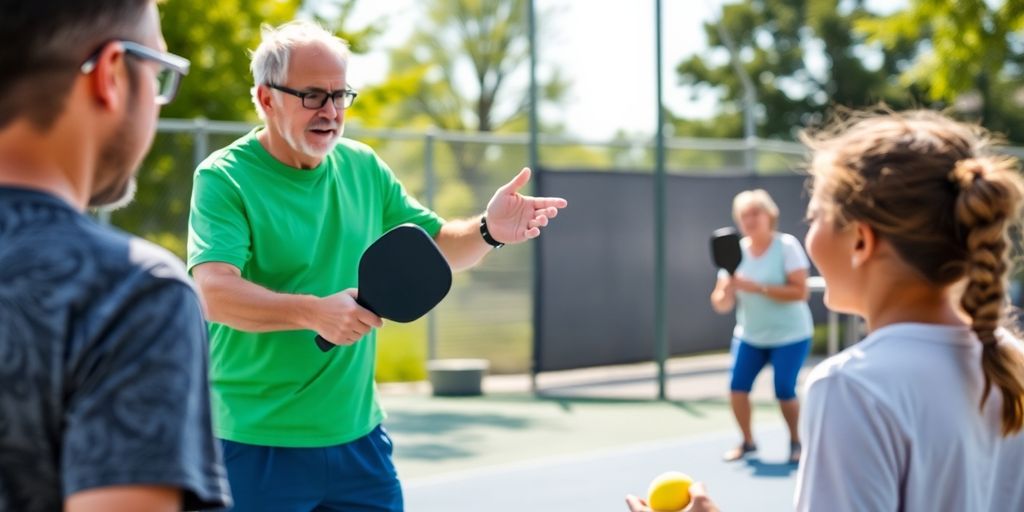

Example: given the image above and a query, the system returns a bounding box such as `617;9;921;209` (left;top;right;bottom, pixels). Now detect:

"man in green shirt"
187;20;566;512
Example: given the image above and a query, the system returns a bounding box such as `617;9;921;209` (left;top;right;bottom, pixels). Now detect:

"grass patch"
811;324;828;355
376;320;428;382
375;318;533;382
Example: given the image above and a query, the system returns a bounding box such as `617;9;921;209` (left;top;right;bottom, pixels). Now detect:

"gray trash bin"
427;359;490;396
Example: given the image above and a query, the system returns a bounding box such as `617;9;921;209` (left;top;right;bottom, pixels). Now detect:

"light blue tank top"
732;233;813;347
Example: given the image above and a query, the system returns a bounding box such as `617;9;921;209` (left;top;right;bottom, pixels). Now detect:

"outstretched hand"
484;168;568;245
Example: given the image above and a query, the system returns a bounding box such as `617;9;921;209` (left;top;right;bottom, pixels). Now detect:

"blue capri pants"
729;337;810;400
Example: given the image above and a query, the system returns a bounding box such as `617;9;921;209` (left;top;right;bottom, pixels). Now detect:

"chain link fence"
122;118;1008;379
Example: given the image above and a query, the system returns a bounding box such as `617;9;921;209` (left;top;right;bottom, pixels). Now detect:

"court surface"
380;353;812;511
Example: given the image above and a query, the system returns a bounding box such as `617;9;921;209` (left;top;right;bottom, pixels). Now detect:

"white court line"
402;422;784;489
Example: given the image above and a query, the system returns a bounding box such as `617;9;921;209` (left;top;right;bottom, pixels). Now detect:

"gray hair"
732;189;780;229
250;20;351;119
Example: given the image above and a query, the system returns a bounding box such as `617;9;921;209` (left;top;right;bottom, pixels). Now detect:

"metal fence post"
528;0;542;395
745;135;757;175
193;117;209;169
424;130;438;362
828;310;839;355
654;0;668;400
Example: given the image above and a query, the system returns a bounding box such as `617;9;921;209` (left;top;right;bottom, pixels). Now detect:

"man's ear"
85;42;129;111
850;221;876;269
256;85;274;117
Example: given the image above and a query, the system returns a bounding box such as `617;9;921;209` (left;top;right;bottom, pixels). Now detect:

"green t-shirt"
187;129;444;447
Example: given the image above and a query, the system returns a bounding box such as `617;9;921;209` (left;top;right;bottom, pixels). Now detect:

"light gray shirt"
796;323;1024;511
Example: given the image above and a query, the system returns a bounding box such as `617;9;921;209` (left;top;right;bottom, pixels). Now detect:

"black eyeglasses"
266;84;358;110
81;40;190;105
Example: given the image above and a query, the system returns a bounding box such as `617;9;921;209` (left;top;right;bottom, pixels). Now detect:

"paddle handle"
314;335;335;352
313;296;373;352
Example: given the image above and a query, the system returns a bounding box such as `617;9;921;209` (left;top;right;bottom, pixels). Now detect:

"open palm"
485;168;568;245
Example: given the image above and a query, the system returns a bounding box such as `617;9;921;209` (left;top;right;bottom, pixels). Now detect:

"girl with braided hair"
628;109;1024;512
792;110;1024;510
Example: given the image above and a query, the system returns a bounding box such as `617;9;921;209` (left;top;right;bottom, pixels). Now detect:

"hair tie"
950;158;989;187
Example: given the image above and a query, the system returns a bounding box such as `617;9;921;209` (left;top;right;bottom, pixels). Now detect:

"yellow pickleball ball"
647;471;693;511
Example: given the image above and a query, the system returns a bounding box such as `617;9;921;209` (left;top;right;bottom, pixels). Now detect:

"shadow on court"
745;457;799;478
392;443;475;461
385;409;537;462
386;410;534;435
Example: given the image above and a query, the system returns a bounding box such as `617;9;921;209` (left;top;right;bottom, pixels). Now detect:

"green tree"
674;0;920;140
372;0;568;188
111;0;382;257
857;0;1024;141
159;0;379;120
159;0;302;120
110;0;301;256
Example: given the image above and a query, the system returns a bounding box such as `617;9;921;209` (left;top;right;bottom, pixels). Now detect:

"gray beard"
90;177;137;212
89;69;145;210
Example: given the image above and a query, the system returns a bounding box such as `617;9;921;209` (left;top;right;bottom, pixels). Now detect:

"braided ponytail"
954;157;1024;435
803;109;1024;436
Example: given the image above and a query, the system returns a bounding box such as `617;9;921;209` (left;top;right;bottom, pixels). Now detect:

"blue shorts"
218;425;401;512
729;337;810;400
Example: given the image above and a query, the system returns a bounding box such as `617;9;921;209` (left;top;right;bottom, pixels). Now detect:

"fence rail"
112;118;1023;378
156;118;809;157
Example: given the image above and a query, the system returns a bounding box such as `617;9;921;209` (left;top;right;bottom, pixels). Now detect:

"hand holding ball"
647;471;693;511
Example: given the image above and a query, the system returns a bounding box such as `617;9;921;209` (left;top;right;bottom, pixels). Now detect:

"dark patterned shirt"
0;187;231;511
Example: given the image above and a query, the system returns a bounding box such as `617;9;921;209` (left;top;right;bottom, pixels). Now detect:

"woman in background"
710;189;813;464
